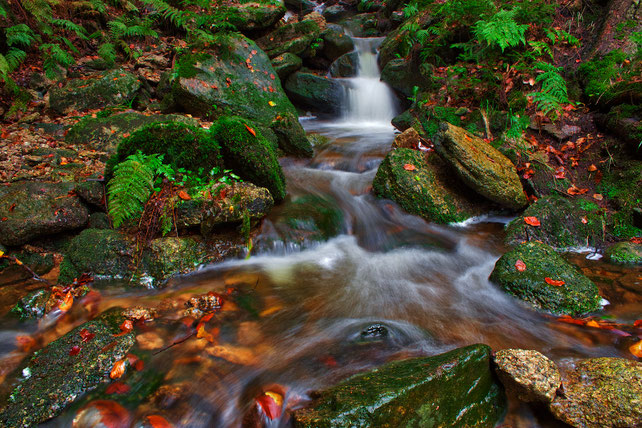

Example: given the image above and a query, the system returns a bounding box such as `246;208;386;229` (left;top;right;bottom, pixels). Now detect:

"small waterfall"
343;37;399;126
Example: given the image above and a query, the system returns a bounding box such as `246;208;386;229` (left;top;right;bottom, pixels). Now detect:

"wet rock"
0;182;89;246
504;195;604;250
373;149;487;224
597;161;642;239
65;111;198;155
550;357;642;428
87;212;111;229
595;105;642;158
0;309;135;427
123;306;157;322
10;289;51;320
278;194;345;242
0;248;54;285
493;349;561;404
48;69;141;115
186;293;223;312
293;344;506;427
271;111;313;157
212;116;287;202
323;4;352;23
391;127;421;149
489;241;601;316
284;0;316;15
359;323;389;341
321;24;354;62
381;58;427;98
271;53;303;80
284;72;346;115
391;109;417;132
141;237;210;285
329;51;359;78
432;122;527;210
605;241;642;265
171;33;309;156
256;18;322;59
74;180;105;209
226;3;286;32
340;13;380;37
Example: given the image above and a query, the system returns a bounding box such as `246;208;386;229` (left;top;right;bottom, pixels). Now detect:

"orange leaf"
592;193;603;201
629;340;642;358
256;391;283;420
244;124;256;137
178;190;191;201
110;359;127;379
114;320;133;337
581;216;588;224
403;164;416;171
147;415;173;428
545;277;565;287
524;216;541;227
106;381;131;394
515;259;526;272
585;320;600;328
587;164;597;172
633;319;642;327
567;186;589;195
59;291;74;312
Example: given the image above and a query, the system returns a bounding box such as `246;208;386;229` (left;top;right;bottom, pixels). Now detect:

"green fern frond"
141;0;187;29
40;43;75;79
5;48;27;71
50;19;89;40
474;8;528;52
529;62;569;119
98;42;117;65
0;3;7;18
5;24;39;48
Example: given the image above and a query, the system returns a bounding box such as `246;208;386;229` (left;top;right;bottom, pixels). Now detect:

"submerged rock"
0;309;135;427
489;241;601;316
373;149;487;224
293;344;506;427
493;349;561;404
48;69;141;115
0;182;89;246
432;123;527;210
605;241;642;264
284;72;346;115
550;357;642;428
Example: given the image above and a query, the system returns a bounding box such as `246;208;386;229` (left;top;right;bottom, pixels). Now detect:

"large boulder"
493;349;561;404
329;51;359;77
0;309;135;427
0;182;89;246
431;122;527;210
271;53;303;80
212;116;287;202
293;344;506;427
373;149;487;224
284;72;346;115
321;24;354;62
48;69;141;115
504;195;604;250
550;358;642;428
597;161;642;239
340;13;380;37
225;3;286;32
256;18;322;59
65;112;198;155
489;241;602;316
605;241;642;265
170;33;311;157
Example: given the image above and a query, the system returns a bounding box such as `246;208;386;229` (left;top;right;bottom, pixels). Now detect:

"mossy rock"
271;111;313;157
598;161;642;239
256;19;321;59
381;58;436;98
48;69;141;115
271;53;302;80
321;24;354;62
0;309;135;427
278;194;345;243
489;241;601;316
578;50;642;108
140;237;210;284
595;104;642;158
284;72;346;115
505;195;605;249
605;241;642;265
293;344;506;427
373;149;488;224
108;121;223;177
10;289;51;320
340;13;380;37
0;249;54;285
225;3;286;32
329;51;358;78
323;4;352;23
391;109;417;132
65;112;198;155
212;116;287;202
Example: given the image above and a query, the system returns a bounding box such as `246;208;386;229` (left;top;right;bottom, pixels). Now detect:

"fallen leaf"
629;340;642;358
59;291;74;312
592;193;603;201
80;328;96;342
581;217;588;224
244;124;256;137
147;415;173;428
268;101;276;106
178;190;191;201
515;259;526;272
545;277;565;287
110;359;127;379
256;391;283;420
586;320;600;328
403;164;416;171
73;400;130;428
587;164;597;172
106;381;131;394
524;216;541;227
634;319;642;328
113;320;133;337
69;345;81;356
567;186;589;195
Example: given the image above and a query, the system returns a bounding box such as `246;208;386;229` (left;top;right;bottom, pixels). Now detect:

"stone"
605;241;642;264
226;3;286;32
321;24;354;62
256;18;322;59
10;289;51;320
48;69;141;115
504;195;604;250
340;13;380;37
284;72;346;115
391;109;417;132
74;180;105;208
381;58;425;98
391;127;421;149
293;344;506;427
432;122;527;210
0;249;54;285
323;4;352;23
284;0;316;15
0;182;89;246
493;349;561;403
550;357;642;428
271;53;303;80
0;309;135;427
329;52;359;78
373;149;488;224
489;241;602;316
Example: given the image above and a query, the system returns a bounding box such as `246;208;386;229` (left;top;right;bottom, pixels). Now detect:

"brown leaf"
592;193;603;201
515;259;526;272
110;359;127;379
403;164;416;171
567;186;589;195
524;216;541;227
178;190;191;201
545;277;565;287
147;415;173;428
587;164;597;172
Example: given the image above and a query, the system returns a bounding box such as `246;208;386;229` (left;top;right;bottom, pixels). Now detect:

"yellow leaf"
630;340;642;358
0;250;4;257
268;101;276;106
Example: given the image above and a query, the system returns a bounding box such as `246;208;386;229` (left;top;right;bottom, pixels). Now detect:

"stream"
2;35;641;428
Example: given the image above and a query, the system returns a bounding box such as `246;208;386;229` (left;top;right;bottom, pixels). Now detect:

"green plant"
474;8;528;52
505;111;530;142
529;62;569;119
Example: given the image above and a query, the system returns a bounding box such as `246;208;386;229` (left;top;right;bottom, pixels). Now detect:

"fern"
108;152;165;228
474;8;528;52
40;43;75;79
141;0;188;30
5;25;39;47
529;62;569;119
0;3;7;18
98;42;117;65
50;18;89;40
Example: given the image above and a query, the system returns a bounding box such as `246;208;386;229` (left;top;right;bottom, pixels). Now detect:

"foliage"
529;62;568;119
473;9;527;52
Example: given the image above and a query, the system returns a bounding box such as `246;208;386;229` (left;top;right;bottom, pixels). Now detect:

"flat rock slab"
0;181;89;246
494;348;561;403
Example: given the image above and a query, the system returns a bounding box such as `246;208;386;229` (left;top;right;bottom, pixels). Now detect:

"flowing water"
1;36;641;428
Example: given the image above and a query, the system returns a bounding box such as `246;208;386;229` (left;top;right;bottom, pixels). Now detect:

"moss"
257;19;321;58
281;195;345;241
10;289;51;320
489;242;601;316
270;111;313;157
578;50;641;107
109;121;223;177
598;162;642;238
212;116;287;202
605;242;642;265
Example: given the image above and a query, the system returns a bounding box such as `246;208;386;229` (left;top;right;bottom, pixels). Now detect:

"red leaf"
244;124;256;137
545;277;565;287
524;216;541;227
630;238;642;244
106;382;131;394
75;400;130;428
633;319;642;328
256;391;283;420
8;203;16;212
114;320;134;337
515;259;526;272
177;190;191;201
554;167;565;179
134;359;144;371
567;186;589;195
69;345;81;356
403;164;416;171
110;359;127;379
80;328;96;342
147;415;173;428
630;340;642;358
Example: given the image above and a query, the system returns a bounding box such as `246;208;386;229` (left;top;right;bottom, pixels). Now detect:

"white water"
342;37;399;126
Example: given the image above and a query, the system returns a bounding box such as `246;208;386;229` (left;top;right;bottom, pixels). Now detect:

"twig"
153;332;195;355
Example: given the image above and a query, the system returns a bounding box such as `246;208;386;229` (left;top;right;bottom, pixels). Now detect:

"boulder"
171;33;311;157
272;111;313;157
329;52;359;78
271;53;303;80
321;24;354;62
284;72;346;115
340;13;380;37
550;357;642;428
0;249;54;286
0;182;89;246
48;69;141;115
380;58;426;98
391;109;417;131
432;122;527;210
256;19;322;59
391;127;421;149
489;241;602;316
323;4;352;22
595;105;642;158
65;112;198;155
605;241;642;264
212;116;287;202
284;0;316;15
504;195;604;250
293;344;506;427
597;161;642;239
373;149;487;224
493;349;561;404
225;3;286;32
0;309;135;427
